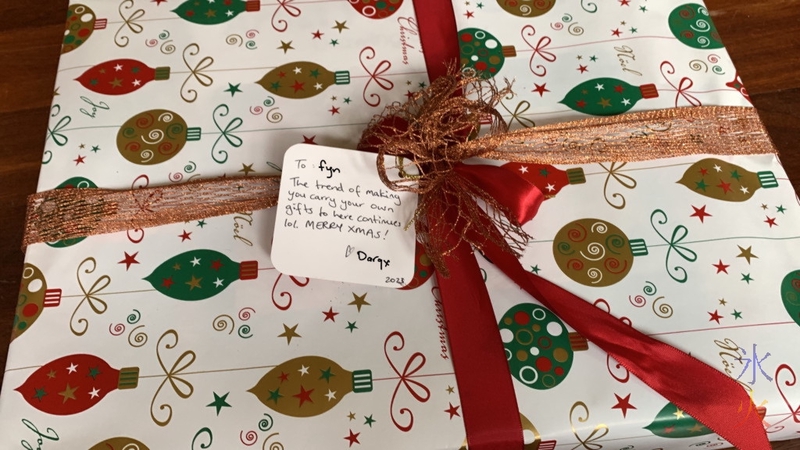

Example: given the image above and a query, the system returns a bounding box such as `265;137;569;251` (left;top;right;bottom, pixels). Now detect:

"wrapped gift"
1;1;799;449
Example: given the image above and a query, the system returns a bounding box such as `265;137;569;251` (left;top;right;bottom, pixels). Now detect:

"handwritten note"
272;144;418;287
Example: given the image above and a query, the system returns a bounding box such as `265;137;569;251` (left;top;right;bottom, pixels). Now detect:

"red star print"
344;430;360;447
322;307;339;322
699;167;709;176
576;100;587;109
765;216;778;228
210;259;223;270
291;80;305;93
74;155;86;165
619;0;630;4
179;230;192;241
405;90;416;100
293;385;314;407
464;10;474;18
708;310;723;324
717;180;732;193
611;393;636;418
611;28;623;37
277;71;286;78
311;30;323;39
664;426;675;434
532;83;549;96
690;205;711;223
152;0;168;4
614;85;625;93
302;135;317;144
712;260;730;274
329;106;341;115
185;9;194;16
118;252;140;270
577;65;589;73
278;371;290;383
162;277;174;289
445;402;461;419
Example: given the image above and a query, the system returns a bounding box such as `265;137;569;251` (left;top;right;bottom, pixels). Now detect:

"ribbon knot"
151;330;197;427
384;332;431;432
360;47;394;107
272;0;301;32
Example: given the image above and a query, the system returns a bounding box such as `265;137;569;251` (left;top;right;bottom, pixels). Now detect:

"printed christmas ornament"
677;158;778;202
496;0;555;18
15;354;139;415
173;0;260;25
62;4;107;54
553;218;648;287
399;241;434;290
350;0;403;19
256;62;350;99
89;437;149;450
76;59;170;96
459;413;557;450
499;303;588;390
560;78;658;116
780;270;800;327
117;109;201;165
459;28;516;79
668;3;723;49
249;355;372;417
46;177;98;247
502;163;585;199
644;401;764;438
143;249;258;301
726;72;751;103
13;263;62;342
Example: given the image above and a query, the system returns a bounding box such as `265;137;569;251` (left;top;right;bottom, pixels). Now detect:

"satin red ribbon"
411;1;771;449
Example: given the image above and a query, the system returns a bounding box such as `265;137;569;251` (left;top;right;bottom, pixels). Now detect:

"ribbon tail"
471;225;770;450
433;194;524;450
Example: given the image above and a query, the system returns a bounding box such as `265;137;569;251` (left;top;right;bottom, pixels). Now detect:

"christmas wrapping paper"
2;1;799;449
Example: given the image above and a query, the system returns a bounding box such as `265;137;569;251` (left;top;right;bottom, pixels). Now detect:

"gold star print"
673;408;685;419
597;97;612;108
205;8;216;17
47;370;57;379
173;263;181;270
278;41;294;54
333;21;349;32
689;423;705;433
736;245;758;264
278;324;301;344
446;386;455;394
718;298;727;306
186;275;202;290
109;78;123;88
349;292;370;312
347;411;356;420
59;384;78;403
239;163;254;175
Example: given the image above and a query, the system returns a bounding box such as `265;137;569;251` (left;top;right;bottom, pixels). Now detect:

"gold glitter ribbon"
23;78;777;250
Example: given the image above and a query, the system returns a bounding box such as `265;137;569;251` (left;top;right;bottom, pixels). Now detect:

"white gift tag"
272;144;418;288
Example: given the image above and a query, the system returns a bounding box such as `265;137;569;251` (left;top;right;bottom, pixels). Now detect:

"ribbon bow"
151;330;197;427
650;209;698;283
360;47;394;107
384;332;431;432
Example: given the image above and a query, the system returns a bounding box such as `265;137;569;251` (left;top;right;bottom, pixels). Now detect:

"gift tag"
272;144;418;288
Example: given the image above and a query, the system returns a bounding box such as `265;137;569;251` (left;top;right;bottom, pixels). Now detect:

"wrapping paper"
2;0;799;448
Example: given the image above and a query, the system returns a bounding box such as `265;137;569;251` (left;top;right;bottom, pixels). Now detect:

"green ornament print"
668;3;723;49
560;78;659;116
47;177;98;248
644;402;713;438
173;0;260;25
459;28;516;79
144;249;258;301
780;270;800;327
499;303;588;390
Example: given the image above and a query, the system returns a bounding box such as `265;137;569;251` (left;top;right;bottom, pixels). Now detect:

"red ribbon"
411;1;772;449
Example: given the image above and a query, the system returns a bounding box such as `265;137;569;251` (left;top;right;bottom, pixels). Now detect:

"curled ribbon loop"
115;0;145;47
661;61;702;107
360;47;394;107
211;104;244;163
650;209;697;283
151;329;197;427
384;331;431;432
181;44;215;103
70;257;111;336
521;25;555;77
569;401;610;450
501;96;536;129
272;0;301;32
600;162;637;210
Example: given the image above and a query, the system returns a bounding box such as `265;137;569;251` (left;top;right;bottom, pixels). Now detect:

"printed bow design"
384;331;431;432
521;25;556;77
272;0;301;32
181;44;215;103
600;162;637;210
360;47;394;107
47;105;71;146
150;330;197;427
115;0;145;47
661;61;702;107
650;209;697;283
211;104;243;163
70;257;111;336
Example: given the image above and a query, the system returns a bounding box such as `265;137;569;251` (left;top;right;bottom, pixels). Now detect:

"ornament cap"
568;332;588;351
539;440;558;450
566;168;586;185
757;171;779;189
351;369;373;393
757;405;767;420
186;127;202;142
94;18;108;30
334;71;351;85
502;45;517;58
43;288;62;307
629;238;649;256
118;366;140;390
639;84;659;99
154;67;171;81
246;0;261;11
239;260;259;280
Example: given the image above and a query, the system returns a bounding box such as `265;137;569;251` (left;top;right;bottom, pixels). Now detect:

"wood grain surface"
0;1;798;447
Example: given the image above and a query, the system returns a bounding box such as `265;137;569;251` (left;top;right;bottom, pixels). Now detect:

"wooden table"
1;1;798;447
